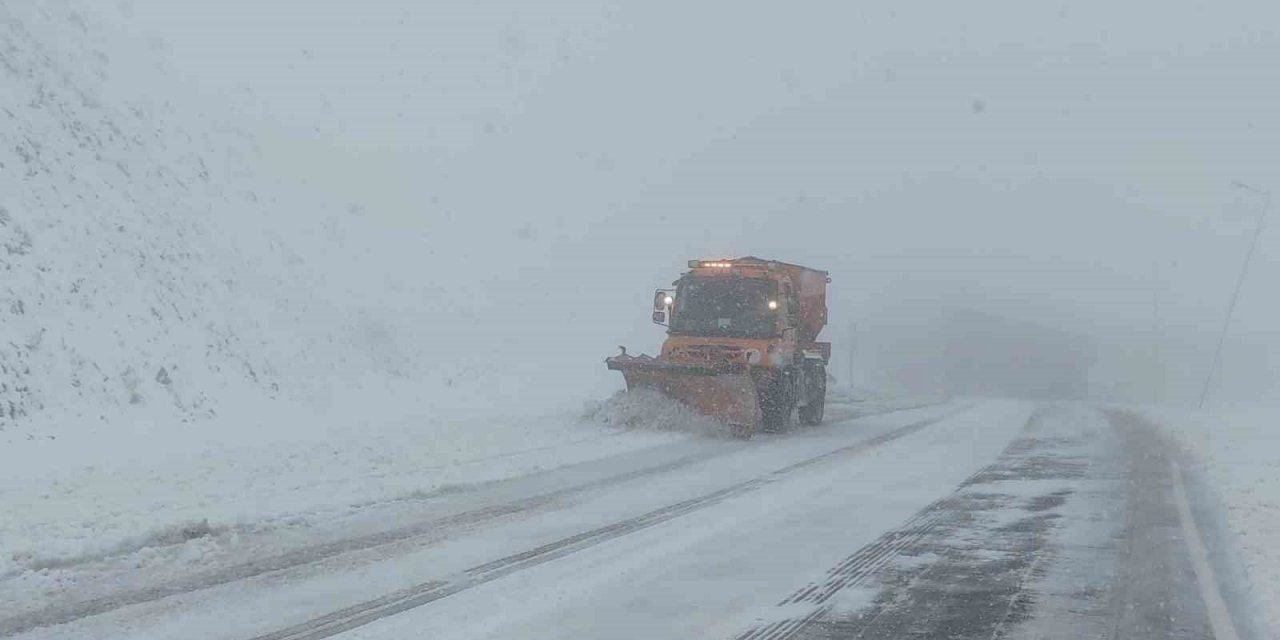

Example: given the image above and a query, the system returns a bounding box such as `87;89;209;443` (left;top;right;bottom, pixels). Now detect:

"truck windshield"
670;277;778;338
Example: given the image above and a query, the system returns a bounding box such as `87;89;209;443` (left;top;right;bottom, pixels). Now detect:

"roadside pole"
848;320;857;397
1199;181;1271;409
1151;260;1161;405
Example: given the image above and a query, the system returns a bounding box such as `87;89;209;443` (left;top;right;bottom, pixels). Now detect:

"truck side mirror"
652;289;674;326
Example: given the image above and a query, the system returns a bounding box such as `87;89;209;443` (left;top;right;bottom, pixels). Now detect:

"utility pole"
1199;181;1272;409
1151;260;1161;405
847;320;857;396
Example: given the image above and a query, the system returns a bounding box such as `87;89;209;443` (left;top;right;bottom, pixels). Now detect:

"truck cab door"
776;282;801;364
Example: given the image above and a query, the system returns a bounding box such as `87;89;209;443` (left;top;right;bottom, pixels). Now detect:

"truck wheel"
798;364;826;426
760;372;794;433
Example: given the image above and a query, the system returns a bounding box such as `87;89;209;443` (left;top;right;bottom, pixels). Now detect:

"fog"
118;0;1279;407
7;3;1280;632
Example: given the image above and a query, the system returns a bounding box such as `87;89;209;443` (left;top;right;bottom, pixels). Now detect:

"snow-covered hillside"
2;1;343;439
2;1;585;453
0;0;723;594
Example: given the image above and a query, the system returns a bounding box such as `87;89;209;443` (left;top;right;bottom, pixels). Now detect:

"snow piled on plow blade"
624;369;761;429
582;388;733;437
605;354;764;430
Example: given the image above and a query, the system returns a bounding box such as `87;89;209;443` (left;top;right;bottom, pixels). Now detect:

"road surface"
3;400;1261;639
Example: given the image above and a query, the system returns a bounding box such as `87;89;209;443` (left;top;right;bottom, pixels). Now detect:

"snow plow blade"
605;354;762;432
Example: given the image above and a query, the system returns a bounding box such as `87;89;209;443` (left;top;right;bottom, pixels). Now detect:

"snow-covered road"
5;400;1261;640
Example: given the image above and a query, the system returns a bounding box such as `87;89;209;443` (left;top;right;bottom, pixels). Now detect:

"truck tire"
760;371;794;433
798;363;826;426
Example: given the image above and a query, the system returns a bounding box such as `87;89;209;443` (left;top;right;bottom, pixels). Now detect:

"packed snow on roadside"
0;407;688;607
1145;406;1280;631
1;390;742;580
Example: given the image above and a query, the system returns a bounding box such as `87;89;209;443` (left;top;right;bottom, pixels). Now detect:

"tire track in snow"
738;406;1245;640
245;406;972;640
732;408;1068;640
0;448;715;637
0;401;949;638
732;460;1009;640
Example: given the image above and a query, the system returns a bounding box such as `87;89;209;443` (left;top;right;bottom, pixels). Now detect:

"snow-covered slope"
2;1;347;439
2;0;584;454
1;0;637;571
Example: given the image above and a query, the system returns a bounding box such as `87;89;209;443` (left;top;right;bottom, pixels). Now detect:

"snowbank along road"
4;400;1264;640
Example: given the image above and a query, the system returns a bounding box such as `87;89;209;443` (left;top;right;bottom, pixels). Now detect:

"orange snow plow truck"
606;257;831;437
